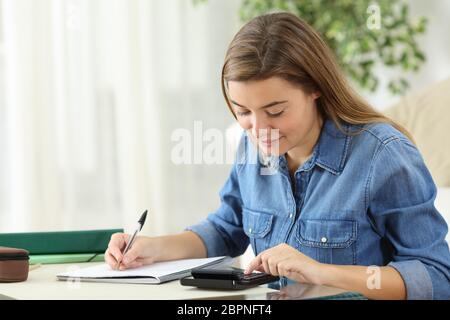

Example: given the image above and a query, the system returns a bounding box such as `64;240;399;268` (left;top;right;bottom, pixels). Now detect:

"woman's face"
227;77;322;157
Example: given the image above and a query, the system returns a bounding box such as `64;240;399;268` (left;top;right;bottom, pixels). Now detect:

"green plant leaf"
194;0;428;96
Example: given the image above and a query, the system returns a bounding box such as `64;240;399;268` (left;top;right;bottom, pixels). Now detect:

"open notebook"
57;256;229;284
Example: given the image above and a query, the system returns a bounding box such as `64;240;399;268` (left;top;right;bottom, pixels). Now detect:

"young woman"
105;12;450;299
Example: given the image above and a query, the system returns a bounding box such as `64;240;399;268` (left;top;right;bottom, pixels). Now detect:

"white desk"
0;263;277;300
0;263;357;300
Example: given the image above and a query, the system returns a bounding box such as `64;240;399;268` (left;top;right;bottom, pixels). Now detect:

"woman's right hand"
105;233;161;270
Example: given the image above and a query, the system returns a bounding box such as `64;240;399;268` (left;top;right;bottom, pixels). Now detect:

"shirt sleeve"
185;136;249;258
368;137;450;299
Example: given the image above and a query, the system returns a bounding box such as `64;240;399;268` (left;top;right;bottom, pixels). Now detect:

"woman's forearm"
154;231;207;261
319;264;407;300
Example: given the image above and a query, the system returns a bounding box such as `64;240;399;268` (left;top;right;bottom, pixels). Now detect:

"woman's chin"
259;143;287;157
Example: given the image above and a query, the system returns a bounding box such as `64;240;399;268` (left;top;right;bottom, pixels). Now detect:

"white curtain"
0;0;241;235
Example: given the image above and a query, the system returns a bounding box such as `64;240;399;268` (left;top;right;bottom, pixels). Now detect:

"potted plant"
196;0;428;95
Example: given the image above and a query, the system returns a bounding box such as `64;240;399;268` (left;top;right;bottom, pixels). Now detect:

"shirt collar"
252;119;352;175
314;119;352;175
275;119;352;175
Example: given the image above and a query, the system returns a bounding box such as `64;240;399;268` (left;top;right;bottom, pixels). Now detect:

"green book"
0;229;123;255
29;253;105;265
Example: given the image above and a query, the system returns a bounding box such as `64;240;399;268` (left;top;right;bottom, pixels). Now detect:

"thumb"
122;246;140;265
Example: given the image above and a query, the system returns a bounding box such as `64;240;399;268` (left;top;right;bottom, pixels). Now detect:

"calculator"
180;266;279;290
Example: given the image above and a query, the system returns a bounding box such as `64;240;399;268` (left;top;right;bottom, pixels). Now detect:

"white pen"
117;210;148;270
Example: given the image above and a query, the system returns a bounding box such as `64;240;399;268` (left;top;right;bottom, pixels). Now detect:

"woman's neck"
286;117;324;174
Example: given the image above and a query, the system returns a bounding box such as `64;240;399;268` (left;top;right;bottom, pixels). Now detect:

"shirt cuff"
388;260;433;300
185;220;229;258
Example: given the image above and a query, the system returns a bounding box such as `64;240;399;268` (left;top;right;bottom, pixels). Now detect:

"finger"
108;233;129;262
267;257;280;276
121;242;142;266
261;255;271;274
245;255;262;274
105;249;119;269
110;233;128;248
108;251;123;271
255;265;265;273
277;260;291;277
275;257;290;277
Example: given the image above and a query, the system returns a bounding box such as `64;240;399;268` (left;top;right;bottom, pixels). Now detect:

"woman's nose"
251;119;267;139
251;116;273;139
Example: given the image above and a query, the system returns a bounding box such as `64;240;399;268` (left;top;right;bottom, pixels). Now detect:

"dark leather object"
0;247;29;282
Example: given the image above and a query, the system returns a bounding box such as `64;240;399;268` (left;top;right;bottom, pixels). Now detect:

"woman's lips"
260;136;283;146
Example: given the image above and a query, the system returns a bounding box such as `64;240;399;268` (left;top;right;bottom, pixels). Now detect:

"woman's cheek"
237;118;251;131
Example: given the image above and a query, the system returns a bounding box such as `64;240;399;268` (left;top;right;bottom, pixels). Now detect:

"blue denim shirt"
186;119;450;299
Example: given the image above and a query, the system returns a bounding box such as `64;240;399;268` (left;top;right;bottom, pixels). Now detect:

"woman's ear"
311;91;321;100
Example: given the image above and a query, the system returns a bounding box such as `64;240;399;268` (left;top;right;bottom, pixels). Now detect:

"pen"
116;210;148;270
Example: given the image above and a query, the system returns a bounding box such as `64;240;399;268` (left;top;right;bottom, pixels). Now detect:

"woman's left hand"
244;243;325;285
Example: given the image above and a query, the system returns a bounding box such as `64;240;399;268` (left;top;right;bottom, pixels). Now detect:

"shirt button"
249;228;252;233
289;213;294;219
321;237;328;243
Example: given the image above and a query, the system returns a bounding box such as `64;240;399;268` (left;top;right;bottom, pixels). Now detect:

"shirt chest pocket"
295;219;357;265
242;208;274;256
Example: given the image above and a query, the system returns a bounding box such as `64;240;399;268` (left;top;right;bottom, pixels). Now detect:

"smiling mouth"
260;137;283;145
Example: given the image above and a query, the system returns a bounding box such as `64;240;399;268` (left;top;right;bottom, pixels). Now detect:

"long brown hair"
221;12;414;142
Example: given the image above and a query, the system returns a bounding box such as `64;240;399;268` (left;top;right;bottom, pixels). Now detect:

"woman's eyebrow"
230;100;288;109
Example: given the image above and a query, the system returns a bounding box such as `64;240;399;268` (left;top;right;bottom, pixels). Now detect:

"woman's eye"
237;111;251;117
267;110;284;117
235;109;284;117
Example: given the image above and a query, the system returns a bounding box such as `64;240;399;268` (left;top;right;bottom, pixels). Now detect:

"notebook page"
57;256;226;279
